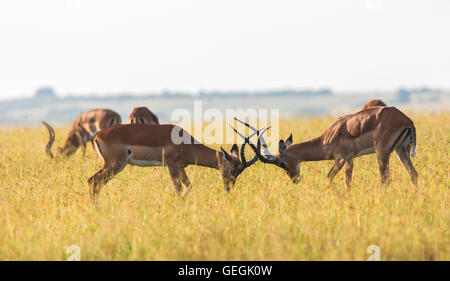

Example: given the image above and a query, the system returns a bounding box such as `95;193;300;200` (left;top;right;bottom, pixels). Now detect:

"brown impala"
128;107;159;125
361;99;386;110
88;122;262;202
245;106;418;188
42;109;121;158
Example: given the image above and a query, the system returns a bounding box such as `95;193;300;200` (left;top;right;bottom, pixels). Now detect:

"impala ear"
230;144;239;157
221;147;233;161
285;134;293;147
279;140;287;155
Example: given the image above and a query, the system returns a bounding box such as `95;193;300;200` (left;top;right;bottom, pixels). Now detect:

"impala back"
94;124;194;167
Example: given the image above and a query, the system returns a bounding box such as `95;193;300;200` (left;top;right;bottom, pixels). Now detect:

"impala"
42;108;121;158
128;107;159;125
361;99;386;110
88;122;262;202
244;106;418;188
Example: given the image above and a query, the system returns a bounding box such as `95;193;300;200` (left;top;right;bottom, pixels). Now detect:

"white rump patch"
93;140;104;163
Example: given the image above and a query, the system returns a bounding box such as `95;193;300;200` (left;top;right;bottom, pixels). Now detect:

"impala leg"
87;155;129;204
81;140;87;157
88;170;102;200
395;147;418;186
326;157;346;185
179;168;192;195
88;167;115;204
344;158;354;190
376;151;391;185
168;165;183;195
90;139;95;151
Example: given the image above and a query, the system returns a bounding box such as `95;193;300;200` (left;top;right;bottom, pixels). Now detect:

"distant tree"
397;88;410;103
317;88;333;96
34;87;57;99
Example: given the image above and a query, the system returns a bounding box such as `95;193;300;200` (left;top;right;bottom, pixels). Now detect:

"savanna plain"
0;112;448;260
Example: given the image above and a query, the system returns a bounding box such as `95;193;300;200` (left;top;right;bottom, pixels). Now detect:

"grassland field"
0;112;448;260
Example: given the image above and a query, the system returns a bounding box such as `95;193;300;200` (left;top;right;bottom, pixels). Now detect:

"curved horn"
233;117;276;160
241;127;267;168
233;117;258;133
245;126;278;165
232;117;262;153
42;121;55;158
230;122;266;169
232;118;280;165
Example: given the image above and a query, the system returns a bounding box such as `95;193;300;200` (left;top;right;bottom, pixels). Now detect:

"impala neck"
287;137;329;162
187;144;221;170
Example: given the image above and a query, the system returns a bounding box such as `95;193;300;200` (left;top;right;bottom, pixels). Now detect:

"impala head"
59;129;82;157
128;107;159;125
254;133;300;183
264;135;300;183
220;145;242;191
273;135;301;183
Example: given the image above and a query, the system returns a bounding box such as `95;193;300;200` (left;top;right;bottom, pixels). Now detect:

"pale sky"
0;0;449;99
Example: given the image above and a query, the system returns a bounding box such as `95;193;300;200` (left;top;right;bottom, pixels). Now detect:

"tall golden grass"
0;112;448;260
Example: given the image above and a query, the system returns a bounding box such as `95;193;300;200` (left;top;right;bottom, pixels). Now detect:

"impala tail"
42;121;55;158
410;126;417;158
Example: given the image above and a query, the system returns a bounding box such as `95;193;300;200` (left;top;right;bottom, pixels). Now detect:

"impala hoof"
292;176;301;184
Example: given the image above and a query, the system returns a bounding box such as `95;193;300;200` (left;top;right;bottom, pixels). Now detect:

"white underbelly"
355;147;375;157
128;158;163;167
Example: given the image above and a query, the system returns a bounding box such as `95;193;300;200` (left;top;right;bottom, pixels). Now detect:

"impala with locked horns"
88;121;264;203
243;106;418;189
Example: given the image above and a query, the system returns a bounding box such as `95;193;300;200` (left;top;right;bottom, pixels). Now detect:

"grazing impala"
361;99;386;110
88;122;261;202
245;106;418;189
42;109;121;158
128;107;159;125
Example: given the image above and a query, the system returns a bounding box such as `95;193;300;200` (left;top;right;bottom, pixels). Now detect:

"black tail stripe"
95;139;103;157
390;128;410;152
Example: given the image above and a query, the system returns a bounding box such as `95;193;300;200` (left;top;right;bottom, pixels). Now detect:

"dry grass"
0;112;448;260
